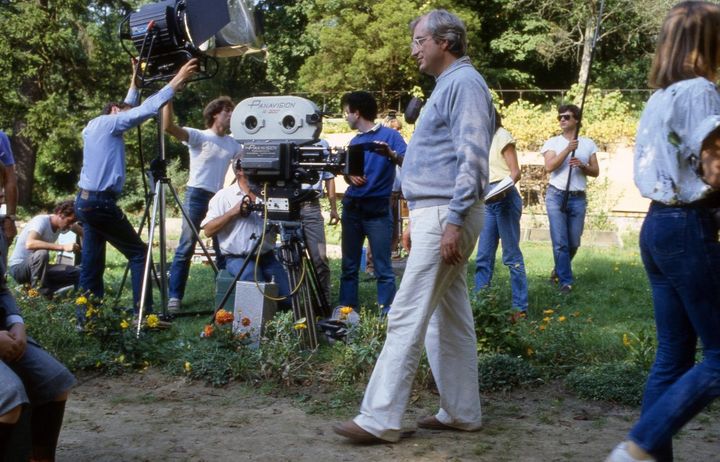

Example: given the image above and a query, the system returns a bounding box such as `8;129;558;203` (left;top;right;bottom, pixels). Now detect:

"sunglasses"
557;114;574;121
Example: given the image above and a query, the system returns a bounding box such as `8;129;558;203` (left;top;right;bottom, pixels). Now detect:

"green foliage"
471;289;523;354
585;177;620;231
330;310;387;385
566;362;647;405
477;353;540;392
258;311;315;385
501;99;557;151
621;328;657;371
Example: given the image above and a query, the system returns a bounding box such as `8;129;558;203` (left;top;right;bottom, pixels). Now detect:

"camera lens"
245;116;258;130
282;115;296;130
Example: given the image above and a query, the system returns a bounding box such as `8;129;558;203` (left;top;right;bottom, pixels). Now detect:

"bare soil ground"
57;371;719;461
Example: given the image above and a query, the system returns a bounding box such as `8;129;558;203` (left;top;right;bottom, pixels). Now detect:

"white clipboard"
484;176;515;201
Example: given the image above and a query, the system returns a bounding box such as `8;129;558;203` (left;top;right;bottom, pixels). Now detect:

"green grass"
15;228;656;403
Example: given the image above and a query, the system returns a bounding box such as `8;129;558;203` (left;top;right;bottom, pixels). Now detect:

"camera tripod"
212;218;330;349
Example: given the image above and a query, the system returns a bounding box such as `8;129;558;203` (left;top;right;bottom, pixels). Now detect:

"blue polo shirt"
0;131;16;167
78;85;174;194
346;124;406;199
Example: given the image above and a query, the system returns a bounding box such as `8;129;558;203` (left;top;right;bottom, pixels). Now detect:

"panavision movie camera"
231;96;364;221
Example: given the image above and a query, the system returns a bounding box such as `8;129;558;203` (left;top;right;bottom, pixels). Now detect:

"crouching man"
9;200;83;297
201;157;291;309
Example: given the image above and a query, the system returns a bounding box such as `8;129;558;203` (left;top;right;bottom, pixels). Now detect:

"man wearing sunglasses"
541;104;600;293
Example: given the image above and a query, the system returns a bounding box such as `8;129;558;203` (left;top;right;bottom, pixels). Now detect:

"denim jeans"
339;197;395;310
628;203;720;461
169;187;224;300
75;191;152;313
226;251;291;310
545;185;586;286
474;187;528;311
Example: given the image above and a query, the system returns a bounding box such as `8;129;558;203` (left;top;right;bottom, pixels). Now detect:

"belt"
549;185;585;197
78;189;117;199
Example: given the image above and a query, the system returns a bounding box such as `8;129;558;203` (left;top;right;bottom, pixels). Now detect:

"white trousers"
354;202;484;441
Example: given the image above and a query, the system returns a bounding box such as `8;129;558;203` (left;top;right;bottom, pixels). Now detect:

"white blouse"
634;77;720;204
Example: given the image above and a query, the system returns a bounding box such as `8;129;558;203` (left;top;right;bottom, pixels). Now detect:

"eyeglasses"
411;35;431;50
557;114;574;121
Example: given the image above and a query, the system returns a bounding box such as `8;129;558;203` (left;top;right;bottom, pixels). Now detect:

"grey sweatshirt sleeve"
445;79;493;226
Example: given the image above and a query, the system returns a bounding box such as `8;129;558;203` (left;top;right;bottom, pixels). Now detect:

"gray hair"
410;9;467;57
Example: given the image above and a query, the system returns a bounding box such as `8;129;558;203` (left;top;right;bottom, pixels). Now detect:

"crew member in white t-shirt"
541;104;600;293
8;200;83;296
162;98;242;312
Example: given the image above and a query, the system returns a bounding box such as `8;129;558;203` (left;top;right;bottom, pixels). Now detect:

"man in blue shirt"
75;59;198;321
338;91;406;315
0;131;19;262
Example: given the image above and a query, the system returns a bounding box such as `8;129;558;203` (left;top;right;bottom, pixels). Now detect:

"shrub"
330;310;387;385
566;362;647;405
471;290;523;354
478;353;540;393
259;311;315;386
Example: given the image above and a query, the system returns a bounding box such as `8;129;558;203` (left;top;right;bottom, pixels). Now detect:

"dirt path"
58;371;719;461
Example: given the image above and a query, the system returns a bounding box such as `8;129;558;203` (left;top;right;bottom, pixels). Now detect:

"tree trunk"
577;18;595;87
11;120;36;206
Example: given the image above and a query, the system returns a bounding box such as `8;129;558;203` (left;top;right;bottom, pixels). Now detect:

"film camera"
231;96;364;221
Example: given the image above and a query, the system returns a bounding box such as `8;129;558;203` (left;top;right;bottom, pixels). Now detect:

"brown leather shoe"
417;416;457;430
332;420;384;443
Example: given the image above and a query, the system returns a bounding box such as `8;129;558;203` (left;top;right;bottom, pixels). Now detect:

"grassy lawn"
15;231;656;405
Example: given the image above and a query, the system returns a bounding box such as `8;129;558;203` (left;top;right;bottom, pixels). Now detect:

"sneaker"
559;284;572;294
606;442;655;462
168;298;182;313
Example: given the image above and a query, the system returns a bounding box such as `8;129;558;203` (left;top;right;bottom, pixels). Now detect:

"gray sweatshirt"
402;56;493;226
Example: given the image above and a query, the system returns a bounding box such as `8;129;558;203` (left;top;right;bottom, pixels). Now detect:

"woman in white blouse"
608;2;720;461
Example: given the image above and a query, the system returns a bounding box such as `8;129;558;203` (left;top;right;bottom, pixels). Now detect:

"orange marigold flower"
202;324;214;338
215;309;234;325
241;317;251;327
340;306;353;315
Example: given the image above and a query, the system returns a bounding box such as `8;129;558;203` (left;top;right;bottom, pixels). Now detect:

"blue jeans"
545;185;586;286
339;196;395;310
474;187;528;311
75;191;152;313
169;187;224;300
226;251;291;310
629;203;720;461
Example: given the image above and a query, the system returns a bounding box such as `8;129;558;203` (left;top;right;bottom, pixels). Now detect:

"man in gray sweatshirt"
333;9;494;443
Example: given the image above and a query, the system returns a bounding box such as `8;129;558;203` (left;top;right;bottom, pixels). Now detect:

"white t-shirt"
201;183;276;256
9;215;61;267
184;127;242;193
540;135;598;192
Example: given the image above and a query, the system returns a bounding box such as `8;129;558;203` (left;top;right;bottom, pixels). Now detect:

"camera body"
231;96;364;221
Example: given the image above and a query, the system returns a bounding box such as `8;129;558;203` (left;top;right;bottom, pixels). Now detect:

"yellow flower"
623;333;631;347
538;325;546;331
294;322;307;330
120;319;129;330
27;288;39;298
543;309;554;315
146;314;160;328
75;295;88;305
542;316;551;323
558;316;567;322
184;361;192;373
340;306;353;315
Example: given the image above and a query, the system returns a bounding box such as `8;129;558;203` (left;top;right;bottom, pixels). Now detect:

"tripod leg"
166;183;218;274
158;182;168;317
137;180;161;337
210;232;265;323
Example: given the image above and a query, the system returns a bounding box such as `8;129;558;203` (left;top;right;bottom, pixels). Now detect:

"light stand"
135;105;220;337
